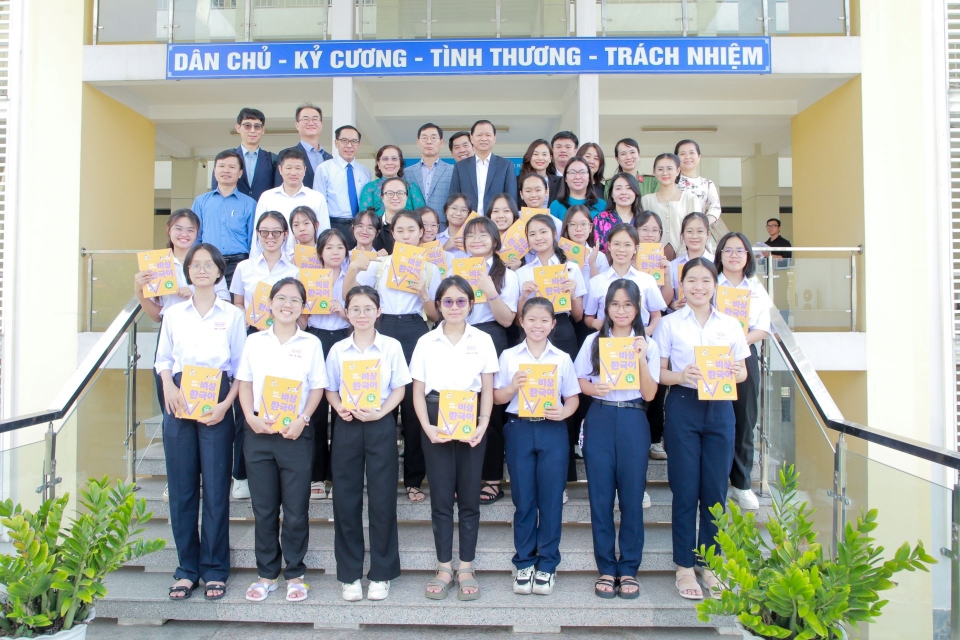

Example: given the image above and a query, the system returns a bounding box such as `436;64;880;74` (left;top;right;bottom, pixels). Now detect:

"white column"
329;0;356;154
575;0;597;36
578;74;600;144
740;145;779;243
328;0;355;40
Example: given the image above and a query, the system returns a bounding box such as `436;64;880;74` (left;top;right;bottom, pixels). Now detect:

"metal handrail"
80;248;146;255
761;246;862;253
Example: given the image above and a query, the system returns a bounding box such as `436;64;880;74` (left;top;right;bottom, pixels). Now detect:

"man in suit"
274;102;332;190
406;123;454;226
449;120;517;215
211;107;276;203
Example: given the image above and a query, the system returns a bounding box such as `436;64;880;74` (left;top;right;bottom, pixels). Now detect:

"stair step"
97;568;733;630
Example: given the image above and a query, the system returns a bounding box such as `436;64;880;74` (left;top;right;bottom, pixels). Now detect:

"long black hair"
166;208;201;250
603;172;645;218
556;157;599;210
561;205;596;248
589;279;645;376
316;228;350;268
525;214;567;264
714;231;756;279
463;216;507;294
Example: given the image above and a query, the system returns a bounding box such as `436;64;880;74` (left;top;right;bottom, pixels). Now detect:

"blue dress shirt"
192;188;257;256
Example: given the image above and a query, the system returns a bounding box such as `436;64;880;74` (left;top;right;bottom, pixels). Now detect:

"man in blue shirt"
193;149;257;286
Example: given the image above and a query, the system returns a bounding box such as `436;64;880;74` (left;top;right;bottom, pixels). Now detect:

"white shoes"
643;491;651;508
232;478;250;500
532;571;555;595
341;579;363;601
513;566;535;594
562;490;569;505
731;487;760;510
162;484;169;502
367;580;390;601
649;442;667;460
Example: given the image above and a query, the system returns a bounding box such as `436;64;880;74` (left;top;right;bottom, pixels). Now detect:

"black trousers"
648;384;668;445
233;325;261;481
730;344;761;490
330;217;357;250
550;313;581;482
331;413;401;583
474;321;509;483
244;427;314;580
222;253;249;290
307;326;351;483
379;313;429;489
421;399;487;563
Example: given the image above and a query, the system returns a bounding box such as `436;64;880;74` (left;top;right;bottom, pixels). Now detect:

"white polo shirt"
236;326;328;416
584;265;666;326
229;252;300;308
574;330;661;401
307;268;351;331
409;322;500;395
324;331;412;409
253;185;331;260
669;251;716;292
717;273;773;335
155;296;247;377
355;255;442;316
465;257;520;325
515;254;588;314
437;228;469;260
495;339;581;415
653;304;750;389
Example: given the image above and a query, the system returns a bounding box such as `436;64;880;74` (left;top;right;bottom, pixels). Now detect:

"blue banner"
167;37;770;79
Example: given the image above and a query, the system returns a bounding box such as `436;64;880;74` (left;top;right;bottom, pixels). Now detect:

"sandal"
407;487;426;502
203;581;226;601
286;580;310;602
700;567;724;600
245;578;278;602
425;565;455;600
456;567;480;601
168;580;197;600
310;481;327;500
675;568;703;601
594;576;617;599
479;482;504;505
618;576;640;600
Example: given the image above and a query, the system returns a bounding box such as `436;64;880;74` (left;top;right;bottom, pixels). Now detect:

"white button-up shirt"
436;228;469;260
717;273;773;335
465;257;520;325
324;331;412;408
313;156;373;220
253;185;330;259
574;330;661;401
475;154;491;215
516;254;588;314
495;339;581;414
409;322;500;395
653;304;750;389
307;268;351;331
355;256;442;316
155;296;247;377
155;254;231;315
584;265;666;325
669;251;716;292
229;252;300;309
236;326;328;416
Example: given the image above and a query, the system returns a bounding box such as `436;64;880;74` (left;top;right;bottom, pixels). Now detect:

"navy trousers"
730;344;760;490
307;326;351;483
504;416;568;573
582;401;651;578
163;372;234;584
664;385;735;568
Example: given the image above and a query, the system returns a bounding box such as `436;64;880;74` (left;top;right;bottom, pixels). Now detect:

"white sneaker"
649;442;667;460
513;566;535;595
642;491;652;508
232;479;250;500
562;490;569;505
731;487;760;510
531;571;555;596
341;579;362;602
367;580;390;601
162;484;169;502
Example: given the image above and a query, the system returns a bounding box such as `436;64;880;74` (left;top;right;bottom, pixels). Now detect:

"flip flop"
204;581;226;601
168;581;197;600
618;576;640;600
407;487;426;502
594;577;617;599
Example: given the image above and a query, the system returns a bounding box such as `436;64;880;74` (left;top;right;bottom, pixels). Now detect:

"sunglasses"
441;298;469;309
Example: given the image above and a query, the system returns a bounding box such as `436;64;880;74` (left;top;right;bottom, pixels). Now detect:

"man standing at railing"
764;218;792;259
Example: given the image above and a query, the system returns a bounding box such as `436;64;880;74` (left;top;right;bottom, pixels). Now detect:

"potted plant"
0;476;166;638
696;464;937;639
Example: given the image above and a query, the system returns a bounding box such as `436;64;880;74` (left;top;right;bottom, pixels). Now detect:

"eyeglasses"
721;248;748;256
447;206;469;214
419;135;441;142
609;302;636;312
567;170;590;177
348;306;378;317
766;223;779;228
188;262;217;273
383;190;407;199
353;224;376;233
441;298;470;309
608;242;635;251
338;138;360;147
423;223;440;231
273;295;304;307
464;232;491;240
568;222;592;231
298;117;321;124
240;123;263;131
171;225;197;235
258;229;285;239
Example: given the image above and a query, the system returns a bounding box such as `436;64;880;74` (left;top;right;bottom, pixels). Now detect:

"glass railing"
81;248;161;333
358;0;573;39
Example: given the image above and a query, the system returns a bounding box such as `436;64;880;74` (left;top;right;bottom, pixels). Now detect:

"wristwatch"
299;413;311;424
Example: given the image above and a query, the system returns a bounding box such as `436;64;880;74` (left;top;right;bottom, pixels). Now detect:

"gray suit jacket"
406;159;454;222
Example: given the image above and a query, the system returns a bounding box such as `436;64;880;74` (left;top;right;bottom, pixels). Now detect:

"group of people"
142;104;776;606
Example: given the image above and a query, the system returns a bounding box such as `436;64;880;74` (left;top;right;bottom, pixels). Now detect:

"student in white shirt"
666;212;715;310
344;209;441;503
494;297;580;596
560;204;600;283
653;257;749;601
351;209;388;257
574;280;659;601
515;173;562;238
410;275;499;602
378;177;413;255
438;193;471;260
237;277;328;604
418;206;442;246
289;205;322;266
325;285;411;603
155;243;247;602
714;232;772;512
485;192;520;240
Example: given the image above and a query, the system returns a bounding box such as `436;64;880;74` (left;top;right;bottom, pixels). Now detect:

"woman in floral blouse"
358;145;426;217
674;139;721;223
593;172;644;252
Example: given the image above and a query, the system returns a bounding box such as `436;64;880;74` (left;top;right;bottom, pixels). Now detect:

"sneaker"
532;571;555;596
731;487;760;510
642;491;651;508
367;580;390;601
162;484;169;502
649;442;667;460
562;490;569;505
232;479;250;500
341;579;362;602
310;481;326;500
513;566;535;595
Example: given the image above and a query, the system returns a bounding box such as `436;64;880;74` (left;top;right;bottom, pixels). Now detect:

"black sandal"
204;581;227;601
618;576;640;600
594;577;617;599
479;482;504;505
168;581;197;600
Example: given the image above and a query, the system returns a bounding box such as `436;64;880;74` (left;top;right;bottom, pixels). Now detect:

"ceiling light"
640;126;718;133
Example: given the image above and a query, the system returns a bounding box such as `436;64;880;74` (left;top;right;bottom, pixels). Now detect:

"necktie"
244;151;255;187
346;163;359;217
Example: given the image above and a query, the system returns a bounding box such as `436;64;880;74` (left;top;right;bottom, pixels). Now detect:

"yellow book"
386;243;427;293
597;337;641;390
340;359;381;411
637;243;667;285
498;218;530;262
176;366;222;420
421;240;448;277
558;238;586;267
436;390;477;440
137;249;178;298
533;264;571;312
260;375;303;431
299;268;333;315
456;211;481;237
695;346;738;401
520;207;550;221
518;363;558;418
716;286;751;335
293;243;323;270
247;281;275;330
452;257;487;303
350;249;380;264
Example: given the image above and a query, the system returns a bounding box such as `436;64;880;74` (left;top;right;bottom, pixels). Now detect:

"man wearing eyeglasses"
406;123;454;226
449;120;518;215
212;108;277;203
764;218;792;260
274;103;333;191
313;125;372;249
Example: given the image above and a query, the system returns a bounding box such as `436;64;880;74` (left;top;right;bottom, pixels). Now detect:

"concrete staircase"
98;422;766;634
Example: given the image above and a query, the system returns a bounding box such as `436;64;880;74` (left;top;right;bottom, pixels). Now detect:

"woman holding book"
666;212;715;310
377;177;413;255
410;275;499;601
653;257;749;601
437;193;471;260
236;277;327;604
156;243;246;602
325;284;411;602
574;280;659;600
484;193;520;240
